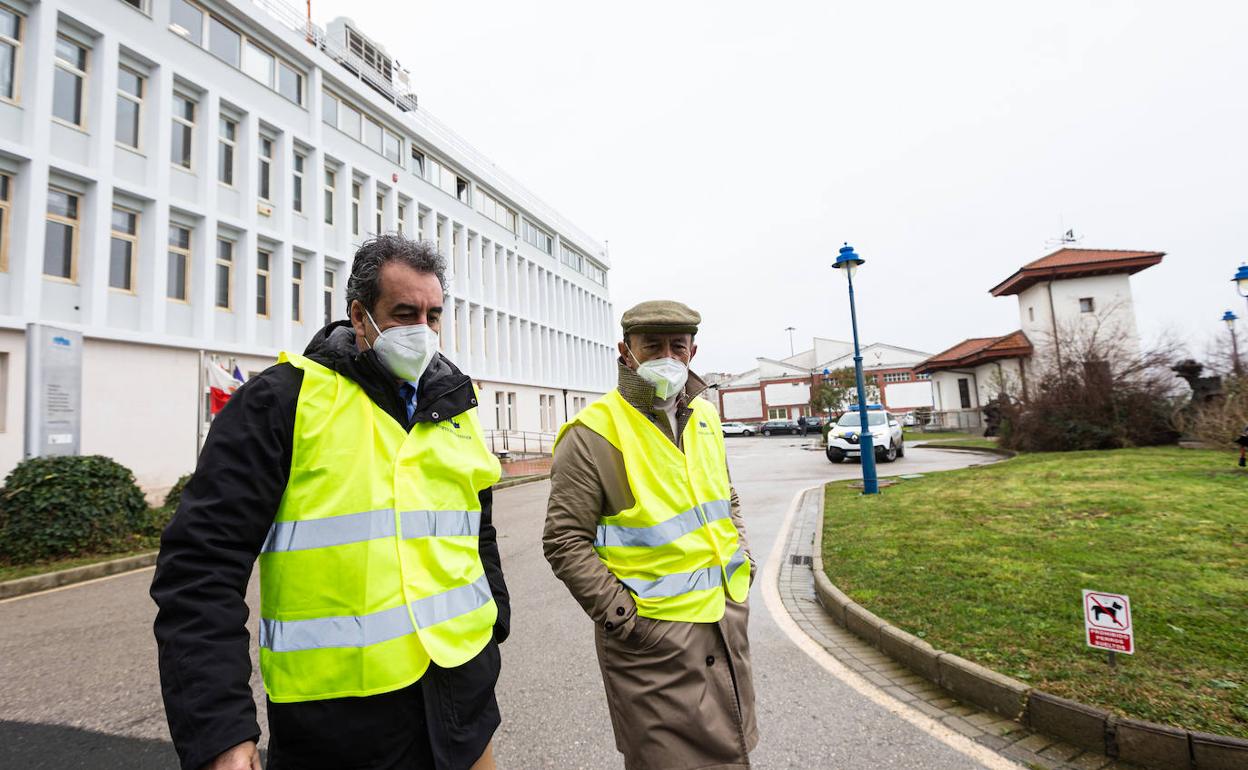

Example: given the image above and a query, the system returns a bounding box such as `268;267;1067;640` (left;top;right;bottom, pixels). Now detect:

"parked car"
760;419;802;436
798;416;824;434
722;422;755;437
825;407;905;463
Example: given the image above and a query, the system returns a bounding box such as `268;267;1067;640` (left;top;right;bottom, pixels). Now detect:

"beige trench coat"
543;364;759;770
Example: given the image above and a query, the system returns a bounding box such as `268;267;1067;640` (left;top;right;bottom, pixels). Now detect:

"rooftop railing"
249;0;609;263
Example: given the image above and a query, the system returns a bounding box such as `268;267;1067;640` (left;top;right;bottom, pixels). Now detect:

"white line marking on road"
0;565;156;605
760;484;1023;770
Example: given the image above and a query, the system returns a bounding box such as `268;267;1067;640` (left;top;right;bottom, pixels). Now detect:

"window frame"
115;65;144;151
214;237;234;310
375;192;383;234
108;204;139;292
291;150;305;213
257;135;273;202
397;201;406;235
255;248;271;317
1079;297;1095;314
217;115;237;186
171;91;196;171
52;34;89;130
120;0;151;16
0;172;10;272
322;167;335;225
291;259;303;323
169;0;206;46
43;186;80;283
322;267;335;325
0;5;24;106
351;181;361;236
166;223;192;302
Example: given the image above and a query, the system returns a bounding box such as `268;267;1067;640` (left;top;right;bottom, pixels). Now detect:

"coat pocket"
619;615;668;654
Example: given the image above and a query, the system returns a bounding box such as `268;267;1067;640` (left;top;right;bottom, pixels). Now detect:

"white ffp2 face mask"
366;309;439;383
628;346;689;401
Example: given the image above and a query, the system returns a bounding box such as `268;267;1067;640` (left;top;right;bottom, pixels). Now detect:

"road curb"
809;484;1248;769
913;443;1018;458
494;472;551;490
0;551;158;600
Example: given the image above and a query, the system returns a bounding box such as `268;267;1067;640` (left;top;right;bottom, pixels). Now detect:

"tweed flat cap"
621;300;701;335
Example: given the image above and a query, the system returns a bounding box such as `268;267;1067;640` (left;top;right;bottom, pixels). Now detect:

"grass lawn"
821;446;1248;737
0;540;158;583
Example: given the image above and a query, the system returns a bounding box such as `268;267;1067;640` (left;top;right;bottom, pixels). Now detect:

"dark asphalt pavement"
0;439;1007;769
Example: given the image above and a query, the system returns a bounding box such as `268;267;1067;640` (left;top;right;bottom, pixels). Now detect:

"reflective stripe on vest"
259;352;501;704
556;390;749;623
259;574;493;653
262;509;481;553
595;499;731;548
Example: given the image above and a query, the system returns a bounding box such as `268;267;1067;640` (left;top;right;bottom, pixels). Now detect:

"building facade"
713;337;934;422
0;0;615;492
917;248;1164;430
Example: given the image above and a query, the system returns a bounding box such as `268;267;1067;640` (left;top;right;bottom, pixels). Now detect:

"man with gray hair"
152;235;509;770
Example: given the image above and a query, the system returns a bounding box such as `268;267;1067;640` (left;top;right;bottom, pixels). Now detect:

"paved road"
0;439;1003;769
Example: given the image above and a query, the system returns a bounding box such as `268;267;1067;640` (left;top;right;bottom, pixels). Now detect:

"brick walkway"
778;487;1139;770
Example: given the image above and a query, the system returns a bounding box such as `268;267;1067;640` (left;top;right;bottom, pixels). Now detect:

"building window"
363;117;381;153
410;147;424;177
292;151;305;213
121;0;149;12
171;94;195;169
323;169;335;225
957;378;972;410
0;6;22;103
560;243;582;270
523;220;553;255
115;67;143;149
351;182;361;235
397;202;406;235
475;187;517;233
916;372;931;381
456;177;469;205
108;206;138;291
53;36;88;128
767;407;787;420
291;260;303;322
277;61;302;104
256;249;270;316
44;188;79;280
167;224;191;300
0;173;10;271
242;40;273;87
217;116;236;185
323;268;334;325
375;193;383;234
345;27;392;81
208;15;240;67
340;101;361;141
321;89;338;127
1079;297;1095;313
383;130;401;164
169;0;204;46
214;238;232;309
258;137;273;201
883;372;911;383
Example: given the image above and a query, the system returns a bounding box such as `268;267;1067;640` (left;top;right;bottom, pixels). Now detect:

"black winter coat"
150;322;509;770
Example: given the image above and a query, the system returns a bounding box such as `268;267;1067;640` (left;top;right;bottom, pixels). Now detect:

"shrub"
163;473;192;511
1179;374;1248;449
0;455;148;563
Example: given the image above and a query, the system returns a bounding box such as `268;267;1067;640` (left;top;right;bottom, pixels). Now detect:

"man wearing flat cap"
543;300;757;769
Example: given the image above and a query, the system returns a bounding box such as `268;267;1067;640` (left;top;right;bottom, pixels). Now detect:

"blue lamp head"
833;243;865;278
1234;264;1248;297
1224;310;1239;327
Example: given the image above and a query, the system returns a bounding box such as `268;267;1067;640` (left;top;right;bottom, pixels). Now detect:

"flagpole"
196;350;205;459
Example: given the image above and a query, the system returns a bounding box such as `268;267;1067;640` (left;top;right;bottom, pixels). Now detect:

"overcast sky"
314;0;1247;375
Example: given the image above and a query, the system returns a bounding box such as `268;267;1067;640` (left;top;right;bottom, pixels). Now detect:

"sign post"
1083;590;1134;664
24;324;83;458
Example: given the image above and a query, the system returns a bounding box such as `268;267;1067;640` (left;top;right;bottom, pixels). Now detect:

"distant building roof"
989;248;1164;296
915;331;1033;374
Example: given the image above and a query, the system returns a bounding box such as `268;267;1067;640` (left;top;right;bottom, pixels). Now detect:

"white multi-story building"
0;0;615;492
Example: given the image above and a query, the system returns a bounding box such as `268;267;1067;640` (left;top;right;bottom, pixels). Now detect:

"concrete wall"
722;389;763;421
1017;274;1139;371
763;380;810;407
882;380;933;410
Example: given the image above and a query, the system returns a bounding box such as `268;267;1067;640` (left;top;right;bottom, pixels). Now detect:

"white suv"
825;408;905;463
722;422;755;437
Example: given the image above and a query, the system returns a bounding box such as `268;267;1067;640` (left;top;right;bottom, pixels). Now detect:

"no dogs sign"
1083;590;1134;655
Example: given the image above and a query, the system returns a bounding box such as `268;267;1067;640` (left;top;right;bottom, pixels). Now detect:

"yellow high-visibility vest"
556;389;749;623
258;352;501;703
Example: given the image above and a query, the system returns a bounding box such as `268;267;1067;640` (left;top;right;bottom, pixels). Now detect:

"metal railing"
248;0;608;262
483;430;558;457
926;409;983;432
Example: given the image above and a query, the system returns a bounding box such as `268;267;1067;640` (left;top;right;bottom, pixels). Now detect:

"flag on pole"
207;361;239;415
232;365;247;387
